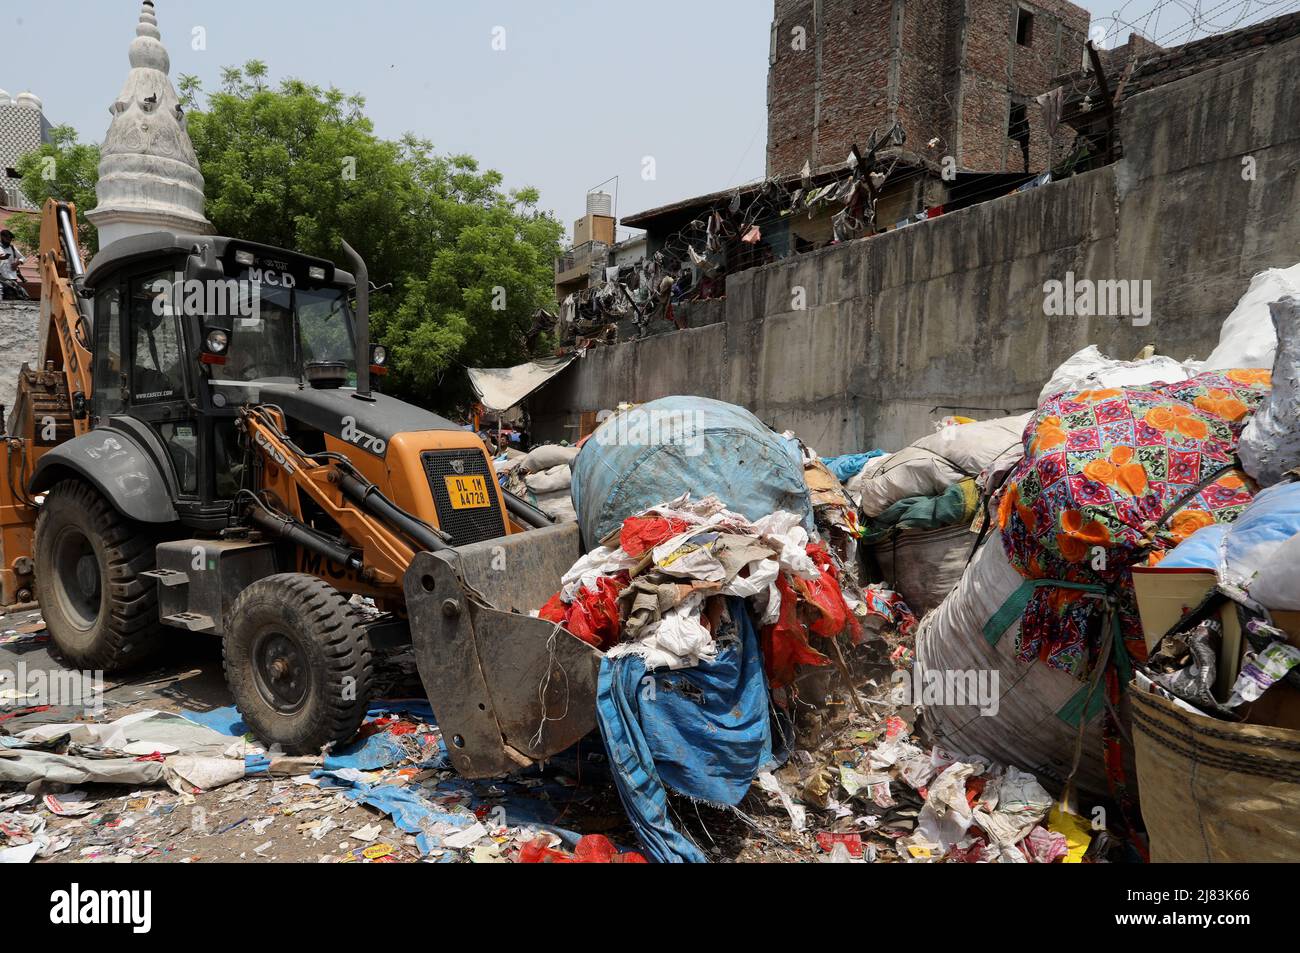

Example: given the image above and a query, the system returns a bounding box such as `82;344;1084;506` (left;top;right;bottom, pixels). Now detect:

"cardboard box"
1131;566;1300;729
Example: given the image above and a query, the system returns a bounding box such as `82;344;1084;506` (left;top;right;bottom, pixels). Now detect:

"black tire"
34;479;164;671
223;574;373;754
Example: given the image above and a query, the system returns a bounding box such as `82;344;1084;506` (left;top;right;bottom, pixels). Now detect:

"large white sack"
524;464;572;494
856;415;1031;518
1252;534;1300;612
1038;345;1189;405
521;444;580;473
1239;296;1300;487
916;538;1112;798
1202;264;1300;371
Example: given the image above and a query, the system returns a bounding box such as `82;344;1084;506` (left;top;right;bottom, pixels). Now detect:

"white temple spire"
87;1;213;246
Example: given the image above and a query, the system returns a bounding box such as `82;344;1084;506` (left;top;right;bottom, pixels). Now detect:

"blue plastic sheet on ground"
821;450;886;482
179;705;248;737
314;769;585;857
316;772;471;855
596;597;773;863
324;731;414;772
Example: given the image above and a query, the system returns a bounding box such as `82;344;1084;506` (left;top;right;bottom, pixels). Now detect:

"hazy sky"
4;1;1293;241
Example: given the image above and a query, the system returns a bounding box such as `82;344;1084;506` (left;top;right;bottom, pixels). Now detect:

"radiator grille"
421;449;507;546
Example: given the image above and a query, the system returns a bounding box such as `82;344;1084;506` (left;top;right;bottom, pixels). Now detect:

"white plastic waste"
1038;345;1189;406
1239;296;1300;488
1201;264;1300;371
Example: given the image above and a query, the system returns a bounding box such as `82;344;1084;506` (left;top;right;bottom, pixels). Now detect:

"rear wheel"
34;479;164;671
223;574;373;754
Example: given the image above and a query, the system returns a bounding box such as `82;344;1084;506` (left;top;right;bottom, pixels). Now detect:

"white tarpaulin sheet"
468;357;574;413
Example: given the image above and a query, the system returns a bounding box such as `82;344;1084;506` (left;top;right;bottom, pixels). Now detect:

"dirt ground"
3;604;903;864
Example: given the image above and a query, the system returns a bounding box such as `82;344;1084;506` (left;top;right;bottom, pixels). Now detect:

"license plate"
444;474;490;510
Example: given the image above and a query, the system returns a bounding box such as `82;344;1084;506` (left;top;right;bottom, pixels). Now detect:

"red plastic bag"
619;516;690;558
796;544;862;642
573;834;618;863
519;833;648;864
760;574;829;689
537;575;624;650
518;835;573;864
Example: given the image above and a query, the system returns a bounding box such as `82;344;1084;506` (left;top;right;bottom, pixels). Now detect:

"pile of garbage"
769;709;1110;864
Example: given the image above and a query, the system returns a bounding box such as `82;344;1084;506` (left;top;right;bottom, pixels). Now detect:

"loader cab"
84;232;359;526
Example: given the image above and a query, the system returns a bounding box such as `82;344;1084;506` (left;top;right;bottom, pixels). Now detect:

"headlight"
370;344;387;366
206;328;229;354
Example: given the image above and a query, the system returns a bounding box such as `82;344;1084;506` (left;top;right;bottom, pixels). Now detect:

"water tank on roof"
0;90;12;106
586;192;613;217
14;91;41;111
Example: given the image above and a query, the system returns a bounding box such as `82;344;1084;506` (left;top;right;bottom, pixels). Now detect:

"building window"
1008;101;1031;172
1007;103;1029;139
1016;8;1034;46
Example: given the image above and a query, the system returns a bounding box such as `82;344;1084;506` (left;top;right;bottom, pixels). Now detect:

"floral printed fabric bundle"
995;369;1272;679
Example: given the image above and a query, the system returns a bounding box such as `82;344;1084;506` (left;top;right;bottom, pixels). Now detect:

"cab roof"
85;231;355;289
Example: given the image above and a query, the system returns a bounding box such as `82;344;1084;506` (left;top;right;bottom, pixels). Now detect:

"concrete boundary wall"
534;36;1300;453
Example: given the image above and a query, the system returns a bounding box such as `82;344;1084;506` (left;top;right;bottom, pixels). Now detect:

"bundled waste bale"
861;477;981;615
850;419;1016;615
571;396;814;550
534;492;903;862
916;539;1111;795
919;371;1273;802
852;415;1032;519
871;521;976;618
1131;685;1300;862
998;372;1269;680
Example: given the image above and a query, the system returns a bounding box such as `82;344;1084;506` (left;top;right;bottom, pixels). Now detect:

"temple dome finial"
87;1;212;247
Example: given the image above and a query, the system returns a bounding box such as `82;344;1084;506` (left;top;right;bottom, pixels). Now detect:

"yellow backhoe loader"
0;199;598;777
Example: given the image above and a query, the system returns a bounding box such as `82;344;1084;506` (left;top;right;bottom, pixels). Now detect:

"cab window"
92;284;124;417
129;272;188;405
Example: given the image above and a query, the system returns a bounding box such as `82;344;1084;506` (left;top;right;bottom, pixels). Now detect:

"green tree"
12;125;101;251
186;64;563;407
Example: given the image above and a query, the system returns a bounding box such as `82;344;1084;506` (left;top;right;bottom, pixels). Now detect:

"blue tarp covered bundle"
596;598;774;863
572;396;814;549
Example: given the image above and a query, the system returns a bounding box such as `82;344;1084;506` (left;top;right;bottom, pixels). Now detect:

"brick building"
767;0;1091;176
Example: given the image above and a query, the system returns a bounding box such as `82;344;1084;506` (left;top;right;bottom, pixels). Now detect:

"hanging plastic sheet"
595;598;774;863
467;356;575;414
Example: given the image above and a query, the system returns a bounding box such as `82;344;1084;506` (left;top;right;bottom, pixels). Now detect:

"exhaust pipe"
340;240;371;402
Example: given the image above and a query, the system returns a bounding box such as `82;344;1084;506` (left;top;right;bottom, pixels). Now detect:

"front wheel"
223;574;373;754
34;479;164;671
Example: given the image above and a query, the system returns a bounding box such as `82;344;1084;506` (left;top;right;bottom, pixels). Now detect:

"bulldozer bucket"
403;522;603;778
